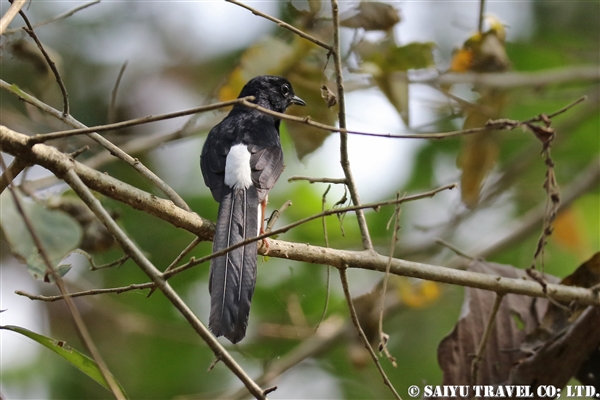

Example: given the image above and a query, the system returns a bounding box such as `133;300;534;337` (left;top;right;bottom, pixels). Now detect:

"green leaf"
0;191;82;280
0;325;127;396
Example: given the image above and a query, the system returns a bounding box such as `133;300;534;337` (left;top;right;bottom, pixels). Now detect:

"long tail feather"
208;185;259;343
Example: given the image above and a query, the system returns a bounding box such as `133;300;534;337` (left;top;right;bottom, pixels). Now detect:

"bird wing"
249;144;284;202
200;136;229;202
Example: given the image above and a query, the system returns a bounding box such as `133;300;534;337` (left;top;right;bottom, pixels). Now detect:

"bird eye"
281;83;291;97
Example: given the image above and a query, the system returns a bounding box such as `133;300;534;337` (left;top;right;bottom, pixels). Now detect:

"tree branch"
416;66;600;89
225;0;333;52
60;168;267;400
339;268;402;399
3;126;598;307
0;155;125;399
331;0;373;251
0;125;214;238
0;0;27;35
1;80;192;212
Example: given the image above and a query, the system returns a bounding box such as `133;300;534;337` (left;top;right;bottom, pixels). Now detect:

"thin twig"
418;67;600;89
1;80;192;212
0;155;125;399
60;168;267;400
0;0;27;35
288;175;347;184
108;61;128;124
265;200;292;233
164;184;458;278
27;96;255;144
225;0;333;52
165;237;203;274
4;0;100;34
16;283;155;302
4;125;599;307
18;9;70;115
1;124;214;238
147;236;203;297
22;182;460;305
470;293;504;388
315;185;332;331
0;157;27;194
435;239;475;261
338;267;402;400
477;0;486;33
379;193;402;367
331;0;373;251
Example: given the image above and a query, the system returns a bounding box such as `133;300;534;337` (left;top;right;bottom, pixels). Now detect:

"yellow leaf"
553;208;591;254
396;277;440;308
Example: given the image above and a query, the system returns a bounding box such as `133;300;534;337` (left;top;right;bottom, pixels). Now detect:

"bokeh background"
1;1;599;399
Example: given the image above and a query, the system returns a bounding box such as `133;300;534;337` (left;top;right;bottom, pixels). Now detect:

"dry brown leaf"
340;2;400;32
438;261;555;386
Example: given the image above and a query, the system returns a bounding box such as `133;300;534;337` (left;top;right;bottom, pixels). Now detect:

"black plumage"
200;75;305;343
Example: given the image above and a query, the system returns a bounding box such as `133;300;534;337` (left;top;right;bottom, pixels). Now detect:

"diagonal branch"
60;168;267;400
339;268;402;400
1;80;191;212
0;0;26;35
0;155;125;400
225;0;333;52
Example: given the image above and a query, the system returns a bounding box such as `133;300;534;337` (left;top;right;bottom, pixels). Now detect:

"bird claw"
260;237;270;255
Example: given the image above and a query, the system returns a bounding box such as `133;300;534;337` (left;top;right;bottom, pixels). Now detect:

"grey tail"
208;185;259;343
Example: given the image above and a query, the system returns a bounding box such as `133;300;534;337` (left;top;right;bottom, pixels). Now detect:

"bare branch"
288;175;347;184
0;155;125;400
28;96;254;144
379;193;402;366
16;283;155;302
60;168;267;400
331;0;373;251
1;79;191;211
339;267;402;400
4;0;100;34
0;125;214;238
470;293;503;387
0;0;27;35
17;9;70;116
2;126;598;307
108;61;128;124
477;0;486;33
417;66;600;89
225;0;333;52
0;157;28;194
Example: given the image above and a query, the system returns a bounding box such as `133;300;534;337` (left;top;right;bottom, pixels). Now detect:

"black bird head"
237;75;306;113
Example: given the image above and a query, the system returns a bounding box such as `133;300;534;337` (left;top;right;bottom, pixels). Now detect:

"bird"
200;75;305;343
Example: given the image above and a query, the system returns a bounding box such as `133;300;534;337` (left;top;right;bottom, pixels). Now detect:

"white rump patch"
224;144;252;190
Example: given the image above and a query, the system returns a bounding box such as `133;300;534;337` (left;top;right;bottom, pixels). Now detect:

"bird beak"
291;95;306;106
